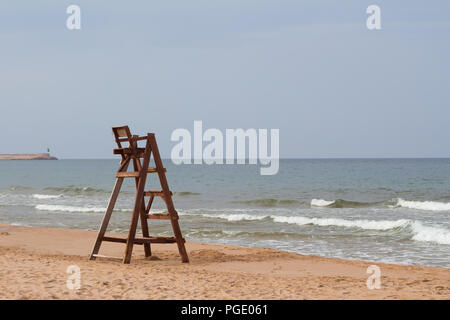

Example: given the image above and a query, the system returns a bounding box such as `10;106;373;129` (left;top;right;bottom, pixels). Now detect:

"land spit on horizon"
0;153;57;160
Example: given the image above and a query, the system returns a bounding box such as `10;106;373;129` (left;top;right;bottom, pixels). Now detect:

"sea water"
0;158;449;267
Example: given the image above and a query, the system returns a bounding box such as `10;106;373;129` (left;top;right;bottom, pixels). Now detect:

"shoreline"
0;222;449;299
3;220;448;269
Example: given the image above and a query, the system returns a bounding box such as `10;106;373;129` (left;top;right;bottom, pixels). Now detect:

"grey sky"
1;1;449;158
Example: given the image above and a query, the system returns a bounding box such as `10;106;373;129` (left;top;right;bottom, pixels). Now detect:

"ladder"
89;125;189;264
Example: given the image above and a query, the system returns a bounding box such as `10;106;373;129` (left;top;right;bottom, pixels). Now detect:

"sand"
0;222;448;299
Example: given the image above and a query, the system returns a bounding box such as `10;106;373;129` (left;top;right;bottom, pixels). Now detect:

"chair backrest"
112;126;133;148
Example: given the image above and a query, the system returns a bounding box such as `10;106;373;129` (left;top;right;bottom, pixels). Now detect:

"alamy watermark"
367;5;381;30
66;265;81;290
366;265;381;289
65;4;382;32
171;121;279;175
66;5;81;30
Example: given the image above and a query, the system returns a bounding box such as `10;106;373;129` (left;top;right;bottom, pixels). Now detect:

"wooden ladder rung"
148;167;166;173
102;235;181;244
103;236;128;243
92;254;122;260
147;236;182;243
146;213;174;220
116;136;147;143
116;168;166;178
102;236;151;244
116;172;140;178
144;190;173;197
113;147;146;155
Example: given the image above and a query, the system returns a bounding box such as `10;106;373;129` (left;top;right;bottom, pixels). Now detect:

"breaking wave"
35;204;129;213
231;196;450;210
311;198;384;208
311;199;335;207
272;216;410;230
202;213;269;221
199;212;450;245
43;186;109;195
395;198;450;211
410;221;450;245
311;198;450;211
273;216;450;245
32;194;63;199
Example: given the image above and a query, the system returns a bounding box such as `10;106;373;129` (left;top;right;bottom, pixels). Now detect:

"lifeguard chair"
90;126;189;264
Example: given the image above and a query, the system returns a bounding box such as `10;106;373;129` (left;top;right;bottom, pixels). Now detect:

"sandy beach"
0;222;448;300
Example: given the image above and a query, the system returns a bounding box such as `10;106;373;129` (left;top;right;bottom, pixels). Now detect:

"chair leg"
90;178;124;260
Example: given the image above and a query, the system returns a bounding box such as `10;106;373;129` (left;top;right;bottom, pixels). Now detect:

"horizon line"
53;157;450;160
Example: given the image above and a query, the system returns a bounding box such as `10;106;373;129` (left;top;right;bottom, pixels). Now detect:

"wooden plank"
116;168;163;177
148;134;189;263
134;136;149;141
117;135;148;143
112;126;132;144
102;236;179;244
144;190;173;197
117;157;130;173
146;213;172;220
145;195;154;213
132;155;152;258
116;127;128;137
102;236;127;243
136;236;179;244
122;134;151;264
89;175;126;260
92;254;123;260
145;236;179;244
113;148;130;154
116;172;140;178
114;148;146;155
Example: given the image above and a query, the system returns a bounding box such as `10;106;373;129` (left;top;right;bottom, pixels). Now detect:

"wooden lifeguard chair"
90;126;189;264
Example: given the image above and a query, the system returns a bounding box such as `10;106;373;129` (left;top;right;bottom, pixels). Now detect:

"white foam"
202;213;268;221
272;215;410;230
32;194;62;199
35;204;106;213
411;221;450;245
311;199;335;207
188;207;287;213
396;198;450;211
272;215;450;245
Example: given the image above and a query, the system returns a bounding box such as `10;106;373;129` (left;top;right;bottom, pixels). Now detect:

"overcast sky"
1;1;449;158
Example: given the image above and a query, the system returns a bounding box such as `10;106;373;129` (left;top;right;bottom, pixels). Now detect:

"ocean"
1;158;449;268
